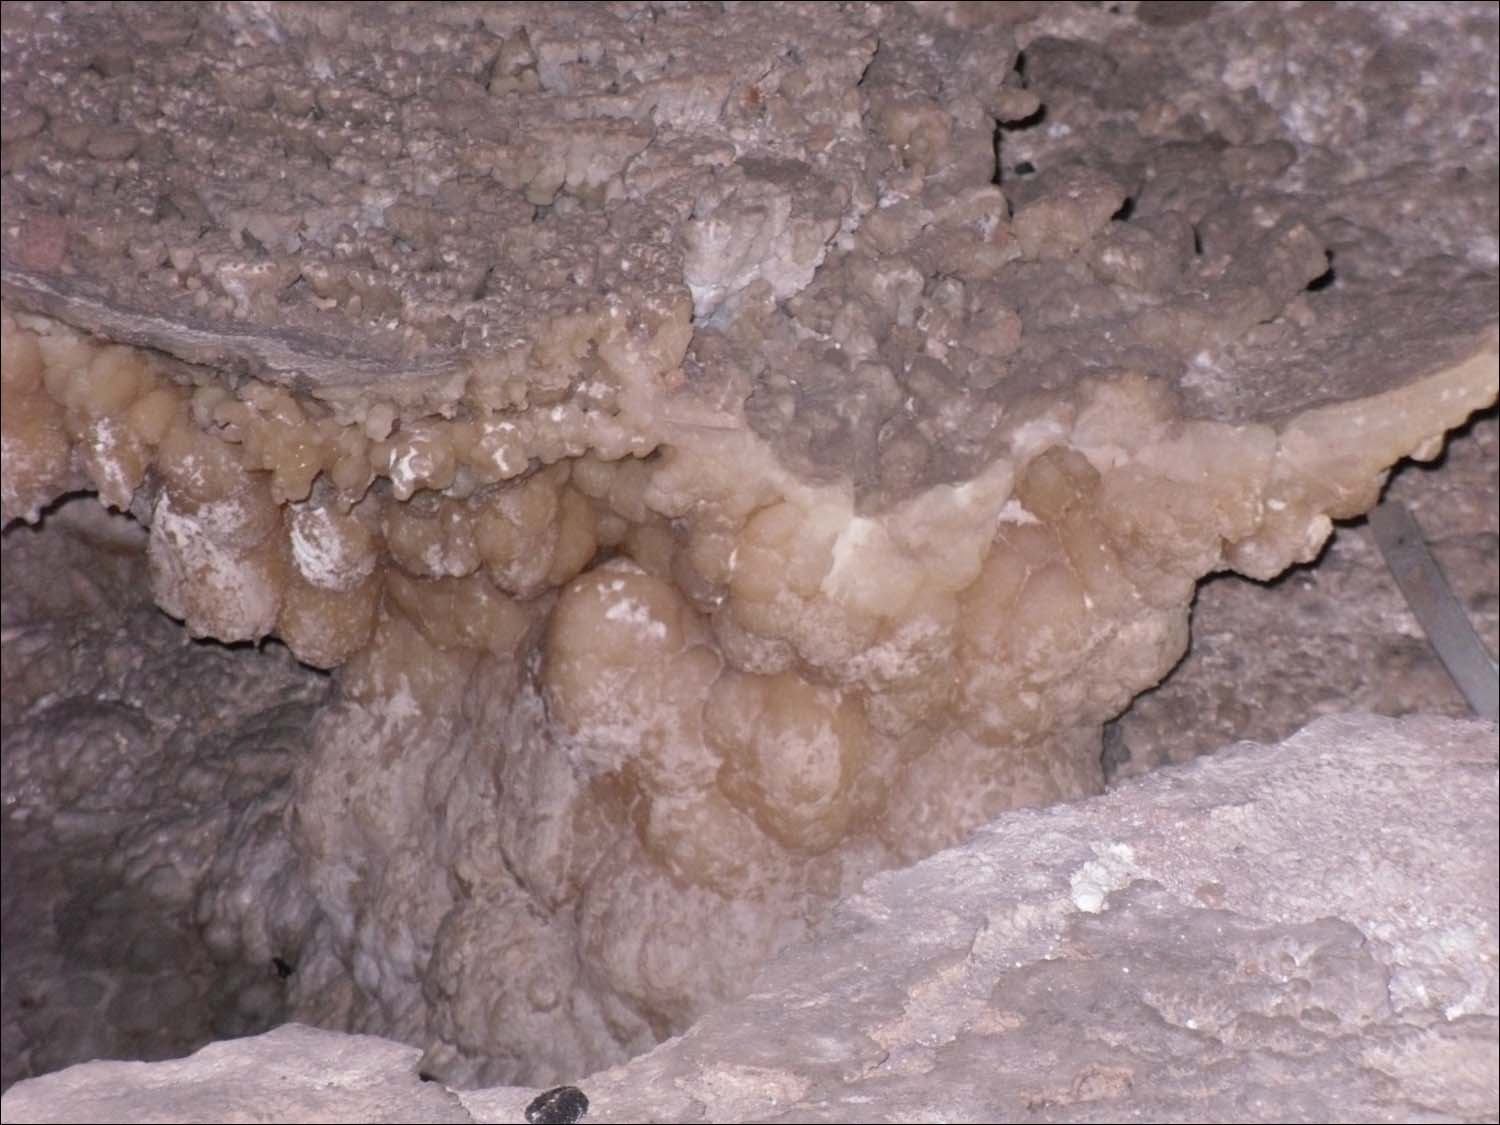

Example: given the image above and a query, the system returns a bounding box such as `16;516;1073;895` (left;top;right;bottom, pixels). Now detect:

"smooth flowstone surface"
2;0;1497;1092
4;713;1496;1124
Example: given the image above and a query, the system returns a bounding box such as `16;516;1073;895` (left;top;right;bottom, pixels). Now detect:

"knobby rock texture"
1;0;1496;1091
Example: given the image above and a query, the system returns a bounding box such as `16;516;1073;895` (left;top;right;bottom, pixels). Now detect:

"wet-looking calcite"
2;0;1496;1089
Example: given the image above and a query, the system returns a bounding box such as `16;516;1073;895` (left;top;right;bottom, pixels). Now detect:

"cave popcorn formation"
2;0;1497;1090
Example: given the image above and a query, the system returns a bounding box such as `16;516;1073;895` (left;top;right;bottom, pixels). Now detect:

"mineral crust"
2;0;1496;1088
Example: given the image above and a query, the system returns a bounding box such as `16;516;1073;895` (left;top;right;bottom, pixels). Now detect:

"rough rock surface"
1109;408;1500;777
0;502;328;1090
0;1025;470;1125
2;0;1498;1094
5;713;1496;1124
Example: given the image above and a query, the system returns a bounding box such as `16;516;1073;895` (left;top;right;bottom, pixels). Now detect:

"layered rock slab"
2;0;1497;1089
0;1025;470;1125
4;714;1496;1123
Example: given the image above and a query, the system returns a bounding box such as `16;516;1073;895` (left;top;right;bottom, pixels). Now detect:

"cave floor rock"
5;712;1496;1124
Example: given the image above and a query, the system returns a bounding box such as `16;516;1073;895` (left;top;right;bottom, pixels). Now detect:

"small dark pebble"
525;1085;589;1125
1013;160;1036;175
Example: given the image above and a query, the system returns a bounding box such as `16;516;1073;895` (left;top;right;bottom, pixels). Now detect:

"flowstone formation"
1109;408;1500;778
2;0;1497;1089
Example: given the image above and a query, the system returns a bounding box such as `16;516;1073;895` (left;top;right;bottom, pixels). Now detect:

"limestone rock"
0;503;326;1090
0;1024;469;1124
5;714;1495;1123
1109;409;1500;778
2;0;1497;1094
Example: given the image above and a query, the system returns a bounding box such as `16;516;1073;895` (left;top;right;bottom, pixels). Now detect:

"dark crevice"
856;39;879;88
1001;104;1045;130
472;264;496;301
1305;253;1336;292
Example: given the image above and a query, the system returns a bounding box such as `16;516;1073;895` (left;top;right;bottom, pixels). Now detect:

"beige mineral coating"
1111;410;1500;777
1;0;1498;1091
